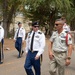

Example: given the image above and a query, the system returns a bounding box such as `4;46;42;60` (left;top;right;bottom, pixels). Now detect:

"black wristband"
67;57;71;60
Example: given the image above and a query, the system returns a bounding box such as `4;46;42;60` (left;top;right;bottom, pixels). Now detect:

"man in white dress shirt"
24;21;45;75
14;22;25;58
0;21;4;64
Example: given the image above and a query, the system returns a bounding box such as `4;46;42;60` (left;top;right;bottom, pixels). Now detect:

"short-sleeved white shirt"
50;30;72;52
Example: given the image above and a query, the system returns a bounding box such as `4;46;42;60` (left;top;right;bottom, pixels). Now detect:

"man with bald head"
48;19;73;75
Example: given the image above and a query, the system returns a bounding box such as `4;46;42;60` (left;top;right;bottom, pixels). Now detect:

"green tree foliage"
24;0;73;35
24;0;72;19
0;0;75;37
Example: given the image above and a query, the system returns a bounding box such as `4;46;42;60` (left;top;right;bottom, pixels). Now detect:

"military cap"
32;21;39;26
18;22;22;25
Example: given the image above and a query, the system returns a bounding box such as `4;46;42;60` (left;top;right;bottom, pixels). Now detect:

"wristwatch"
67;57;71;60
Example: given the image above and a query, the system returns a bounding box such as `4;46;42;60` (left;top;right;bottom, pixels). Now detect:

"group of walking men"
0;17;73;75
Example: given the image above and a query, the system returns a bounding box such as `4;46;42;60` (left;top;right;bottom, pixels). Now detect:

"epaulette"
29;30;32;35
15;28;18;31
38;32;42;34
65;31;68;33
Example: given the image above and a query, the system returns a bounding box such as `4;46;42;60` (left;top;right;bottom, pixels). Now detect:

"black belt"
18;37;22;38
17;37;22;39
29;50;38;53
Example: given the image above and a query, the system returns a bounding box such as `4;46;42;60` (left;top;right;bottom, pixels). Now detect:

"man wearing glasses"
48;19;73;75
24;21;45;75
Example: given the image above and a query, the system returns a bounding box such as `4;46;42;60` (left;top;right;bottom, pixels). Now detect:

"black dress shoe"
17;56;21;58
22;51;24;55
0;62;3;64
17;55;21;58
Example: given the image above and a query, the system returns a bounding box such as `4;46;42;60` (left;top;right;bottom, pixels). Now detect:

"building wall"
9;14;30;33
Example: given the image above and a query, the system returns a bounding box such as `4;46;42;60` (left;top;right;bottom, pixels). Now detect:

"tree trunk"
2;0;8;38
49;10;56;36
2;0;17;38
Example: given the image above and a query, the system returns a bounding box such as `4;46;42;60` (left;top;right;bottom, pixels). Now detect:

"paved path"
0;45;75;75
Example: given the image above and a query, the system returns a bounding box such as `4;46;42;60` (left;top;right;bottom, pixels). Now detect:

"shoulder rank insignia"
65;31;68;33
28;31;32;35
69;38;71;41
22;28;24;29
38;32;42;34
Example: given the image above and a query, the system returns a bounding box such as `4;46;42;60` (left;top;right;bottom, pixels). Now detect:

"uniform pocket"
59;37;66;45
34;36;39;41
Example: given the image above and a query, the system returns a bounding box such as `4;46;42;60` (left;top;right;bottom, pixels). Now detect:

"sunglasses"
34;26;39;28
55;24;59;26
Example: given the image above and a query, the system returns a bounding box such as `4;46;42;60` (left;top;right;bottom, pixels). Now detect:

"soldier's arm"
22;28;26;41
67;44;73;59
65;34;73;66
48;41;53;54
48;41;54;60
67;34;73;58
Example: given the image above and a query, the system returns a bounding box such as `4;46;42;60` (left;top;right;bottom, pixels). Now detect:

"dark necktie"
17;28;20;37
30;32;35;51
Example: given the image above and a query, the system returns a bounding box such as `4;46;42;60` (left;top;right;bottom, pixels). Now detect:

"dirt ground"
0;38;75;75
4;38;26;51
